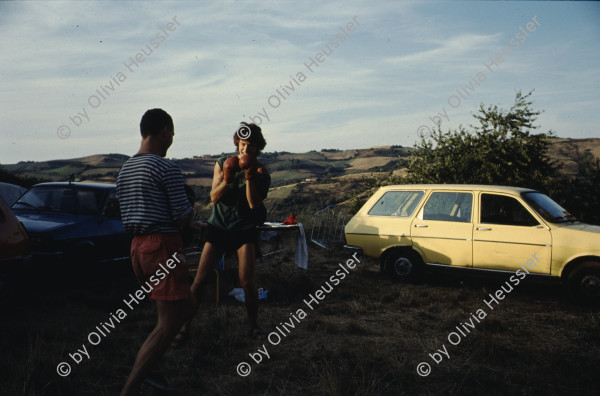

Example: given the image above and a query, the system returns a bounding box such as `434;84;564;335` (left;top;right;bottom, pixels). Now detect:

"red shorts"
130;233;192;301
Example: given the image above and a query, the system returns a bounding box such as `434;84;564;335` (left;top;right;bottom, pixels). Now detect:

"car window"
13;186;107;215
522;191;577;223
481;194;539;226
78;190;105;214
13;188;46;209
368;191;424;217
422;192;472;222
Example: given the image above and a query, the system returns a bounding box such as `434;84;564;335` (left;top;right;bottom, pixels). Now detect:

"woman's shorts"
206;223;258;253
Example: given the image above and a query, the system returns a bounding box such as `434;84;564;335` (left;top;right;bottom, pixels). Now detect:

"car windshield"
522;191;578;224
12;186;108;215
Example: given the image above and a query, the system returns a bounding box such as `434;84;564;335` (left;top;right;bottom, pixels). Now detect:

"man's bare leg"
176;242;223;337
121;296;196;396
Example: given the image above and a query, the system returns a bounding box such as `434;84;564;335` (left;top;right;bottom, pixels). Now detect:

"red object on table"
282;213;298;225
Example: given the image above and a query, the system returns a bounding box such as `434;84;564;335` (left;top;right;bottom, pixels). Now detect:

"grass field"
2;233;599;396
3;139;599;395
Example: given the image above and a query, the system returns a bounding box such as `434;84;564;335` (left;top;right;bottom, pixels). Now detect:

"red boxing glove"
223;156;240;184
238;154;258;170
245;162;268;180
239;154;259;180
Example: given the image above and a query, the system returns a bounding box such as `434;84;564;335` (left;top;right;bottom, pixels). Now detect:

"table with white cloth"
257;221;308;269
184;220;308;304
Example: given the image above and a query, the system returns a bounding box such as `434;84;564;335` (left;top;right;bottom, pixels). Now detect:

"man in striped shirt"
117;108;196;396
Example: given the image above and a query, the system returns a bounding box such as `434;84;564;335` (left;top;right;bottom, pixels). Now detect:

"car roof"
380;184;538;193
29;182;116;191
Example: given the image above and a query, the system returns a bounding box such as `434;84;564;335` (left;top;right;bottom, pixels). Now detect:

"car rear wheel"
384;249;423;283
568;261;600;307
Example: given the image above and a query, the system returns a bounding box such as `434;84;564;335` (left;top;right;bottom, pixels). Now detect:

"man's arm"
177;210;193;227
163;166;194;228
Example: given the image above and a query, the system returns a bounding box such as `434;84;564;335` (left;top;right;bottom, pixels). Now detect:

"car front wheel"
568;261;600;307
384;249;423;283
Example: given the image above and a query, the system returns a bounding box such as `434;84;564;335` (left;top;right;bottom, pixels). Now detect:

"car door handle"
414;224;428;228
476;227;492;231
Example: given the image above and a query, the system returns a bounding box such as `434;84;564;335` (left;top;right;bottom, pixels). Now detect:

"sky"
1;0;599;164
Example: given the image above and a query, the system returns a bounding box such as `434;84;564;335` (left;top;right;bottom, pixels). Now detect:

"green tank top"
208;155;271;231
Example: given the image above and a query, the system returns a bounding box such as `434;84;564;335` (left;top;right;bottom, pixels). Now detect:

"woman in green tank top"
177;122;271;343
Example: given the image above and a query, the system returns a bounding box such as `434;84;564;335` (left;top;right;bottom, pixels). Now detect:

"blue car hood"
14;211;91;234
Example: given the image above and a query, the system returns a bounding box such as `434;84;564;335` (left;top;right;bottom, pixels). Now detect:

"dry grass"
184;177;213;187
547;138;600;176
2;237;600;395
347;157;394;171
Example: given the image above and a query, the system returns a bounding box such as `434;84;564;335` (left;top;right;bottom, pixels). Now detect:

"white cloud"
0;0;599;164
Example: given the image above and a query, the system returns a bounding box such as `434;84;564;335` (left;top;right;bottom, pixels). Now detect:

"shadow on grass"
2;249;599;395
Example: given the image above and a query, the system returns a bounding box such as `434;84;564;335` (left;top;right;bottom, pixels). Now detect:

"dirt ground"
2;230;600;396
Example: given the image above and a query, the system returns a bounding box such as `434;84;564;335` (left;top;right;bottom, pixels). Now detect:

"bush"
392;91;599;224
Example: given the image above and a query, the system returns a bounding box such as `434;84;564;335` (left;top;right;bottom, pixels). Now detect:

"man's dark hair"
140;108;173;137
233;122;267;155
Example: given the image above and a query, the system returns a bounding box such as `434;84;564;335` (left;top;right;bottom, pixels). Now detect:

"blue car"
11;182;131;267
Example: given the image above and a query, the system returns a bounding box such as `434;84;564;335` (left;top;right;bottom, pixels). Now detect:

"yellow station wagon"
344;185;600;305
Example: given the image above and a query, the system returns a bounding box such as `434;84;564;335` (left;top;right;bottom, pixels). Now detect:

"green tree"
0;164;43;188
556;153;600;224
403;91;559;192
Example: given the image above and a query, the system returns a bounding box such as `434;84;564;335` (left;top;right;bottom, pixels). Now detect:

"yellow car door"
411;191;474;267
473;192;551;273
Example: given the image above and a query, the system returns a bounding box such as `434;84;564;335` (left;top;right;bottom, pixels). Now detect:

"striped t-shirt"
116;153;192;235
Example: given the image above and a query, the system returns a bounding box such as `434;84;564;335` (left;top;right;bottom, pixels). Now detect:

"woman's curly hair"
233;122;266;155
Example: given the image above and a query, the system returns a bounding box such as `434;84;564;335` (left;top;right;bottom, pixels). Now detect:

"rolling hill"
3;138;599;222
2;146;412;188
